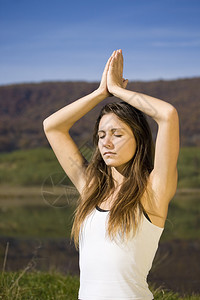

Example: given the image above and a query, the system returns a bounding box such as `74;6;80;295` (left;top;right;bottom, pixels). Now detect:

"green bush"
0;146;200;188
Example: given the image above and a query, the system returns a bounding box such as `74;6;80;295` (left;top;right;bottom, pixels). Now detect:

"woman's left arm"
107;49;180;210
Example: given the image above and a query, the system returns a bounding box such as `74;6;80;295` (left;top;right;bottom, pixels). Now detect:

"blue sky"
0;0;200;85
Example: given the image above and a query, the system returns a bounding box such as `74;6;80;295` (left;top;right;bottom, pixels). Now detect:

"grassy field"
0;147;200;299
0;271;199;300
0;186;199;241
0;146;198;240
0;146;199;188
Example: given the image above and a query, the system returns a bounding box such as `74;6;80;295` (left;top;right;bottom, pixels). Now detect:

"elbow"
165;105;179;122
156;104;179;123
43;118;49;133
43;117;69;134
43;117;55;133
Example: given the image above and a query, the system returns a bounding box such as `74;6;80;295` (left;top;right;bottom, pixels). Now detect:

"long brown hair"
71;101;155;249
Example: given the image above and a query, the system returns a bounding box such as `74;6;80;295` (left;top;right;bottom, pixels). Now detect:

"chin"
104;160;124;167
103;160;116;167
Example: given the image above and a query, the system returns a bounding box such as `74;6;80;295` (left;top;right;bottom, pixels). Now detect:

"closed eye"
98;135;122;139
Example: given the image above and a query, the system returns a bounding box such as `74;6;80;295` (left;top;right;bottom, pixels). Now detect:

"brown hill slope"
0;78;199;152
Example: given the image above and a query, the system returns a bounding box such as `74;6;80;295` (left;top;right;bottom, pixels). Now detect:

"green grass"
0;205;75;239
163;189;200;241
177;147;200;188
0;271;79;300
0;187;199;241
0;147;67;186
0;147;199;299
0;271;199;300
0;146;199;188
0;146;199;241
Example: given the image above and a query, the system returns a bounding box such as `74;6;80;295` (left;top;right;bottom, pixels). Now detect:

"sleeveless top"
78;207;164;300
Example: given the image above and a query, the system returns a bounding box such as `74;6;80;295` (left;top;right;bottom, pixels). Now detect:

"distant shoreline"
0;185;200;194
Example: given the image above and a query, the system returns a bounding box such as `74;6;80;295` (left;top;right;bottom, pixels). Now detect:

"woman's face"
98;113;137;168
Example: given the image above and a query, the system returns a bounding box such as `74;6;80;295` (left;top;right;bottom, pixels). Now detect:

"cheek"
118;136;136;152
98;140;103;153
121;138;136;162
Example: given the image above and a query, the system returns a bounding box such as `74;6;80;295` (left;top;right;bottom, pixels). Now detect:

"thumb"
122;79;129;89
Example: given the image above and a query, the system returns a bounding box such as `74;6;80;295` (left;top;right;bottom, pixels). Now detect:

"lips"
103;152;116;156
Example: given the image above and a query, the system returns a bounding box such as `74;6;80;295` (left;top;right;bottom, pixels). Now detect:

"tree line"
0;77;199;152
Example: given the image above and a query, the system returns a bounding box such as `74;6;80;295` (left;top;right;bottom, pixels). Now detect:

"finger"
114;49;120;58
116;49;122;56
108;56;115;69
119;52;124;75
109;50;121;69
113;51;123;75
115;49;123;63
119;49;123;63
105;50;117;71
117;49;123;63
103;55;113;74
112;50;117;56
111;50;117;59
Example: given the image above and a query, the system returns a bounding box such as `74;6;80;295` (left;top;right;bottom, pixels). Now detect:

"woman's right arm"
43;53;114;194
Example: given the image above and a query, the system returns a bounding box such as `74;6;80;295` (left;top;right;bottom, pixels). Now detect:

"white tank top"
78;207;164;300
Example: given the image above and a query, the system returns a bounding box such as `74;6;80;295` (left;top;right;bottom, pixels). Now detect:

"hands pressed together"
98;49;129;98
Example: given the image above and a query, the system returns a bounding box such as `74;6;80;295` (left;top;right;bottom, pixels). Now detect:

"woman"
43;49;180;300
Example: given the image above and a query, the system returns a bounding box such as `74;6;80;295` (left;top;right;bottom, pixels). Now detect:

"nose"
102;135;114;148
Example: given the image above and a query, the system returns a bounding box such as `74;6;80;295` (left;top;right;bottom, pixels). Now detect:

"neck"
111;166;125;188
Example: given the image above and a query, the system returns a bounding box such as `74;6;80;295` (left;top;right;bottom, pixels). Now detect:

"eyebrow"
98;127;125;133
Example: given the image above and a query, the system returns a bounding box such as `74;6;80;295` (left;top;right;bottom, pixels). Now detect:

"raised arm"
107;49;180;224
43;53;115;194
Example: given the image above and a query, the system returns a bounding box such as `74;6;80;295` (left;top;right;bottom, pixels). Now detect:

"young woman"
43;49;180;300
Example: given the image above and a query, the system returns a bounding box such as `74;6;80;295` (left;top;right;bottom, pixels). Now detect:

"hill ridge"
0;78;199;152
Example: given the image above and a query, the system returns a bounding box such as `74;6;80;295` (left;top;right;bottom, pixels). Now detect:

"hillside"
0;78;199;152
